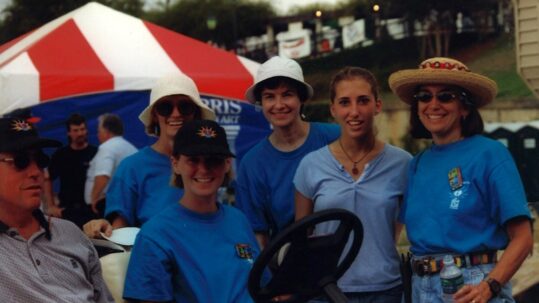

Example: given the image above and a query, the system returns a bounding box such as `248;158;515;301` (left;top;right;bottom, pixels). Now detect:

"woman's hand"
453;281;491;303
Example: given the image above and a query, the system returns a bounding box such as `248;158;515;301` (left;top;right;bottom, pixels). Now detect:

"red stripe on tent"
28;19;113;101
145;22;253;101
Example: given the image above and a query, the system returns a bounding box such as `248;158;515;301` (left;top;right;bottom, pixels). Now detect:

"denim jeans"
310;284;403;303
412;263;514;303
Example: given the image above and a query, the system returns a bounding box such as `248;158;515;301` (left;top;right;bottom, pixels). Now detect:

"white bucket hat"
139;74;216;136
244;56;314;103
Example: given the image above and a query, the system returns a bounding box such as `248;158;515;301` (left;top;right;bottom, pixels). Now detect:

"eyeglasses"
413;91;460;103
0;152;50;171
185;156;226;169
154;101;197;117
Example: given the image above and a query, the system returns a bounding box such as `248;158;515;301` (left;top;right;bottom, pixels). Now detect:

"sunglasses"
413;91;460;103
185;156;226;169
0;151;50;171
154;101;197;117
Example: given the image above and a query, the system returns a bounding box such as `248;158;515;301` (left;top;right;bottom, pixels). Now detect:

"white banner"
342;19;365;48
276;29;312;59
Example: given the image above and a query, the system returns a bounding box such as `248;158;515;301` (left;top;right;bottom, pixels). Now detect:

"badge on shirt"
235;243;254;260
448;167;463;191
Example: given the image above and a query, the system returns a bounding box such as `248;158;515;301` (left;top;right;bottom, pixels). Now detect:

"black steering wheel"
248;208;363;303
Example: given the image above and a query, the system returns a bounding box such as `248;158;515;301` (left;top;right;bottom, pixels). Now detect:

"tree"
0;0;144;44
147;0;275;49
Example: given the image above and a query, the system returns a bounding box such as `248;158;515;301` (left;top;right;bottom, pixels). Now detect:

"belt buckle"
420;258;431;276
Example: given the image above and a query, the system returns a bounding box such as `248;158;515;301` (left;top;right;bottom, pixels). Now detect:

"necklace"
338;138;375;175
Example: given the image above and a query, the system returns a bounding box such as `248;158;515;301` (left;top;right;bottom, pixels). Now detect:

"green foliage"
147;0;275;49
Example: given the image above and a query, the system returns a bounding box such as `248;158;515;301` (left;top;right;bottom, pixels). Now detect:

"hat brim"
245;77;314;103
1;137;61;153
138;97;216;137
388;69;498;108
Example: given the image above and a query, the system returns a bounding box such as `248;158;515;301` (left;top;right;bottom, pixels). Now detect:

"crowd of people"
0;55;533;303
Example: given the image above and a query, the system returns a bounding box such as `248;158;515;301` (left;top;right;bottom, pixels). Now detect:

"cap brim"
1;137;61;153
180;146;235;158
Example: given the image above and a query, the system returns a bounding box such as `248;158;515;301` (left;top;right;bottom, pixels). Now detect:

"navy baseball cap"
0;117;61;153
173;120;234;158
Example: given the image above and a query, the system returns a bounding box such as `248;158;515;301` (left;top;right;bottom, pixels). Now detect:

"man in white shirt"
85;114;137;217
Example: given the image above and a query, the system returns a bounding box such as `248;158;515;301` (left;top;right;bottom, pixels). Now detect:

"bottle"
440;255;464;303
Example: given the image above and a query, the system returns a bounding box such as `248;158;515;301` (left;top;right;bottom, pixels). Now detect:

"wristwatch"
484;277;501;297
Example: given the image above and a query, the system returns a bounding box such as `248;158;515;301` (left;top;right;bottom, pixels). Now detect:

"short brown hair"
253;77;309;103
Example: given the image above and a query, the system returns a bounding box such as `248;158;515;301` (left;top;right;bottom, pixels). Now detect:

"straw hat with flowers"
388;57;498;108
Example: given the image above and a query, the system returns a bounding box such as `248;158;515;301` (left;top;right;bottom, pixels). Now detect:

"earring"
154;125;160;136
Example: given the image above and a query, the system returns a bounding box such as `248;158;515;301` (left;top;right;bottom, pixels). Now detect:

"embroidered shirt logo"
448;167;463;191
11;120;32;132
448;167;468;210
235;243;254;263
197;126;217;139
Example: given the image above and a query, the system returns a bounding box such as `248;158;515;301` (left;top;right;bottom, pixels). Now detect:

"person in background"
0;117;113;303
389;57;533;303
124;120;259;303
235;56;340;249
45;113;98;228
84;113;137;218
294;67;411;302
83;74;215;238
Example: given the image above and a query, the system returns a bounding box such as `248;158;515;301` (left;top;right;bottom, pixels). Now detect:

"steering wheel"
248;208;363;303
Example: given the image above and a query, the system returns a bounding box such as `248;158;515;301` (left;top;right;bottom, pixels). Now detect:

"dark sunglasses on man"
0;151;50;171
154;100;198;117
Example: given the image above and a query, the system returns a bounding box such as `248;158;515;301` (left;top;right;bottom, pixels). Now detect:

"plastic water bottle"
440;255;464;303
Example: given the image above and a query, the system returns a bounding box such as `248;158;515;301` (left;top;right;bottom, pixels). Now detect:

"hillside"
301;33;535;119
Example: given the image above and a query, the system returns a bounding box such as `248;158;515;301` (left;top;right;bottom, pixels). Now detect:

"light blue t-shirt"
235;122;340;236
294;144;412;293
400;135;531;255
105;146;183;227
124;203;259;303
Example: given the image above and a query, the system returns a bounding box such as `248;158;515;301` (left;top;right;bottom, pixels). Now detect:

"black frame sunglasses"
0;151;50;170
413;91;460;103
154;101;198;117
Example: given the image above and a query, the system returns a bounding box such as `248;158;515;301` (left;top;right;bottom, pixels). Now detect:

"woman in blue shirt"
124;119;259;303
389;57;533;303
295;67;412;302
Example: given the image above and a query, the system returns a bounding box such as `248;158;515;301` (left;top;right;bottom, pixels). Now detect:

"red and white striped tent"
0;2;270;159
0;1;260;114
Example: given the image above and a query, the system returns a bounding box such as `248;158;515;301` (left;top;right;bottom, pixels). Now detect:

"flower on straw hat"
388;57;498;108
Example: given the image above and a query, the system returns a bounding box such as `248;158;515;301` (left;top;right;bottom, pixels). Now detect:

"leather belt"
411;251;498;276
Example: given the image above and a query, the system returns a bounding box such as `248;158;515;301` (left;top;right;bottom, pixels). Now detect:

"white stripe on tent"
74;3;181;91
237;56;259;79
0;53;39;115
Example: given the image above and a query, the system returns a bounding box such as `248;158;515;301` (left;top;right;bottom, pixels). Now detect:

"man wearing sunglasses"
0;117;114;302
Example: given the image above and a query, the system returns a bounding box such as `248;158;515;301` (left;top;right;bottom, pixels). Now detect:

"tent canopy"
0;1;260;114
0;2;270;162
